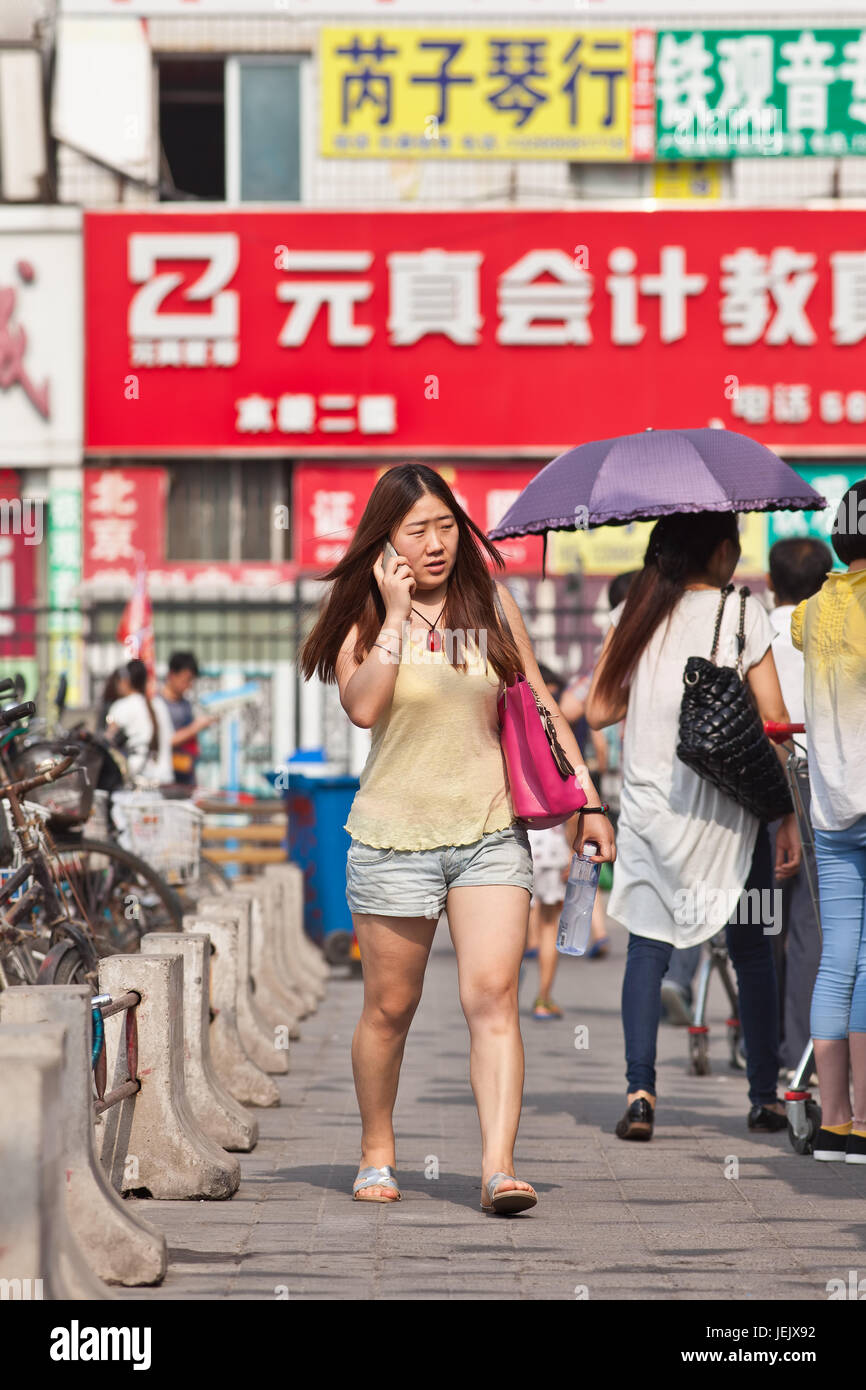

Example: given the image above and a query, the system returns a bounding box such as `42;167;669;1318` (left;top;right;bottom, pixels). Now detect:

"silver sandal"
352;1165;401;1202
481;1172;538;1215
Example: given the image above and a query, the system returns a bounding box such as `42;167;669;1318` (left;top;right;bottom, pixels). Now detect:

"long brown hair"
299;463;523;685
594;511;740;706
126;658;159;754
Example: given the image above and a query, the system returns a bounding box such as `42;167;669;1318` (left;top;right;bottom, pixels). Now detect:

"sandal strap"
353;1165;399;1193
486;1171;519;1200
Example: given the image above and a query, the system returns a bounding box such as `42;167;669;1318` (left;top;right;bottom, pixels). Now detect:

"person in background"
559;570;640;961
106;659;174;783
524;663;576;1019
97;669;124;730
792;481;866;1163
157;651;215;787
766;537;833;1077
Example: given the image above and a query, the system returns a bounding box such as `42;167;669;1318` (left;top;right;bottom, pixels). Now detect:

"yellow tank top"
344;638;514;851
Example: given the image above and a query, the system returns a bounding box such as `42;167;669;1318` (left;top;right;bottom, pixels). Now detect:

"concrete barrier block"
184;914;280;1108
0;1022;112;1300
195;897;289;1076
96;955;241;1200
219;883;306;1031
140;934;258;1153
265;866;327;1004
0;987;166;1287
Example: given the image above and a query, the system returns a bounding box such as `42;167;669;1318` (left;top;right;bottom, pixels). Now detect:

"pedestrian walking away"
765;536;832;1075
300;462;615;1213
791;480;866;1164
586;511;802;1143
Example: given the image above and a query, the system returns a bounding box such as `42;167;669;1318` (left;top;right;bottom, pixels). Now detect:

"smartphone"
382;538;398;568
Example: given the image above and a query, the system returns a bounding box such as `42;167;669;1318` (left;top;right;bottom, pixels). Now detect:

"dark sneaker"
747;1104;788;1133
615;1097;654;1142
845;1132;866;1165
812;1127;849;1161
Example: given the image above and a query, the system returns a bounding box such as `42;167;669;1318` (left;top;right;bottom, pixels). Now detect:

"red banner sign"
85;209;866;453
82;467;166;579
294;465;544;572
0;469;36;658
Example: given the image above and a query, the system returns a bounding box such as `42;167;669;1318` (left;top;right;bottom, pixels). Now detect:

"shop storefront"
82;206;866;778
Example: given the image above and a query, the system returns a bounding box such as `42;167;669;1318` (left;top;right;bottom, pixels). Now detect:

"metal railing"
90;990;141;1115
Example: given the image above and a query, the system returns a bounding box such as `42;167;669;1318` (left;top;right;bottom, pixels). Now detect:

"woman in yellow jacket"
792;480;866;1163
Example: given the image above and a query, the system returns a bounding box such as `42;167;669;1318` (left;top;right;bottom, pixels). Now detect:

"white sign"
0;210;83;467
57;0;866;16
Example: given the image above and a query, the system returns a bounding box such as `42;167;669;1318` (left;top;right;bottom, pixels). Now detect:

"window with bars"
164;459;290;562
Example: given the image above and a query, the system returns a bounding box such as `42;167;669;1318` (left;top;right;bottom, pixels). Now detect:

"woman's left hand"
572;809;616;863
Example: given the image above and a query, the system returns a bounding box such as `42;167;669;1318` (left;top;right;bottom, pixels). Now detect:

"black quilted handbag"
676;584;793;822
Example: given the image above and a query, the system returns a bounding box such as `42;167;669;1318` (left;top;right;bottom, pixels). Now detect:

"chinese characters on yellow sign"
320;28;655;160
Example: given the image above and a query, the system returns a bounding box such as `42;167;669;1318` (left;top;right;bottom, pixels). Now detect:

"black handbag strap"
709;583;750;675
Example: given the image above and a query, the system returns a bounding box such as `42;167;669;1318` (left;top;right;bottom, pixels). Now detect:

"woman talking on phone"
301;463;615;1214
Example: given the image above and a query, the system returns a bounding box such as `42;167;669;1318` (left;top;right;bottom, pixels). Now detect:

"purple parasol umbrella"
488;428;827;541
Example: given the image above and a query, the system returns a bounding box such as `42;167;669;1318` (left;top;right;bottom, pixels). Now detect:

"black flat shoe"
813;1127;848;1162
615;1097;654;1141
747;1104;788;1132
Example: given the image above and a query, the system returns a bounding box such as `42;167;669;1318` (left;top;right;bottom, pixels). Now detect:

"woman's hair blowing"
299;463;523;686
593;511;740;707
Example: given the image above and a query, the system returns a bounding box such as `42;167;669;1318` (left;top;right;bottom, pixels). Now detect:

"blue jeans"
810;816;866;1039
621;825;780;1107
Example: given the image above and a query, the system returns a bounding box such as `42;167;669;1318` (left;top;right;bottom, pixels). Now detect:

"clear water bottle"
556;843;600;957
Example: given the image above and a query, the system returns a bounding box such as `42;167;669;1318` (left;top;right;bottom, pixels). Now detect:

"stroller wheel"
689;1030;710;1075
788;1098;823;1155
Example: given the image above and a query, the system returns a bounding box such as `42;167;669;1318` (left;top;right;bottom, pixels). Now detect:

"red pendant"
428;629;441;651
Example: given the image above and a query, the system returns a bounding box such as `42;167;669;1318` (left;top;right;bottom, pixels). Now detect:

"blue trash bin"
286;768;359;963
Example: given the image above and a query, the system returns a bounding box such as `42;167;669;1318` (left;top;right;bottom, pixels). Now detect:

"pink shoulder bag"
492;588;588;829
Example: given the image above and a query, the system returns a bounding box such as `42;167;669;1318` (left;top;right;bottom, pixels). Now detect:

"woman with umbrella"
490;428;823;1142
585;511;801;1139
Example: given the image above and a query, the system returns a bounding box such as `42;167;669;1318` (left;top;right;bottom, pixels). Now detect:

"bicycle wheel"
37;936;93;986
52;838;184;949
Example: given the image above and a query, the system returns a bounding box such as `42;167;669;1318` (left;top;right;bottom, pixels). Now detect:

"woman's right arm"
336;549;415;729
585;628;629;730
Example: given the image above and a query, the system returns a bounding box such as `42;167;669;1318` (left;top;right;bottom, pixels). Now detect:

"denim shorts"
346;824;533;919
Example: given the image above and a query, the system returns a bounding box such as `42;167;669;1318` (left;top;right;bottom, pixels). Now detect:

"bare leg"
536;901;561;1000
813;1038;852;1127
589;889;608;946
447;883;535;1201
525;900;540;954
351;911;437;1199
849;1032;866;1129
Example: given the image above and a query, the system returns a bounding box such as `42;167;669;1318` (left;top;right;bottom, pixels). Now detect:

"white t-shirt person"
107;692;174;783
606;589;775;950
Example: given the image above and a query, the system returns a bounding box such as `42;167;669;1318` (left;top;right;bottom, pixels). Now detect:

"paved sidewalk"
119;921;865;1301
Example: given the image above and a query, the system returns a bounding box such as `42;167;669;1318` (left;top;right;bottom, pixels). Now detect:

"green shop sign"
656;29;866;157
767;463;866;568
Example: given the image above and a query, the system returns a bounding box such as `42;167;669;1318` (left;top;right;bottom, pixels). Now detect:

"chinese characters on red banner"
85;210;866;451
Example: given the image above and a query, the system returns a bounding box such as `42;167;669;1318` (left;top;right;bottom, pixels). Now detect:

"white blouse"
606;589;774;948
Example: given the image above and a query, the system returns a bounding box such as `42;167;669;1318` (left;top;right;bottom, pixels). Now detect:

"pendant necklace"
411;601;447;651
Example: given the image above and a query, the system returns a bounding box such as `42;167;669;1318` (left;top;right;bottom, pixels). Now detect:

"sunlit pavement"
118;918;863;1302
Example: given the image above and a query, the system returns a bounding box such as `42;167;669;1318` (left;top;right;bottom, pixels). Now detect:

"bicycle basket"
110;791;203;884
9;740;100;828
